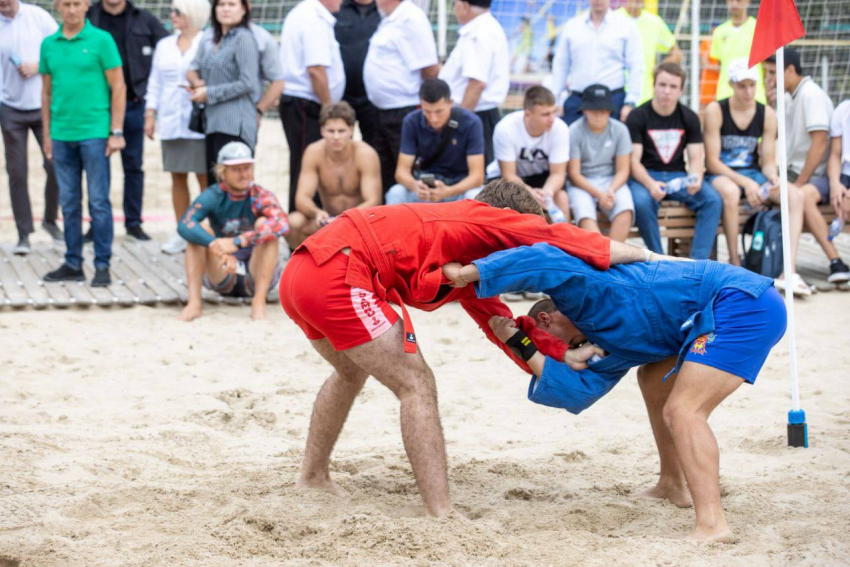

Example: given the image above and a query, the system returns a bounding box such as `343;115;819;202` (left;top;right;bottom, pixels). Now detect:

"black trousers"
205;132;247;186
0;105;59;238
476;107;502;167
374;105;418;195
280;95;322;212
345;95;380;151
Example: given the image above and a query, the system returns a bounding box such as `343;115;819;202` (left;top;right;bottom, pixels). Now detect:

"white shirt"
551;9;643;106
145;33;204;141
829;100;850;176
787;76;833;177
279;0;345;103
487;110;571;179
439;12;509;111
0;2;58;110
363;0;438;110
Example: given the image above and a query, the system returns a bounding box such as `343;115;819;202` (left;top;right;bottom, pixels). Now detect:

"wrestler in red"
280;180;662;517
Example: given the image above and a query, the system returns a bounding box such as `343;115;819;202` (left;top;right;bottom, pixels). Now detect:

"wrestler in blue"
442;243;787;544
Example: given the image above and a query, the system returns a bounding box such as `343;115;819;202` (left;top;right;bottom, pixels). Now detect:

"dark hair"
212;0;251;43
653;61;686;88
523;86;556;109
528;298;557;320
766;47;804;75
320;101;357;127
419;79;452;103
474;179;544;217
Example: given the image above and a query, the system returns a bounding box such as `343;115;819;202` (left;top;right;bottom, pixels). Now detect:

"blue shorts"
683;287;787;383
707;168;767;188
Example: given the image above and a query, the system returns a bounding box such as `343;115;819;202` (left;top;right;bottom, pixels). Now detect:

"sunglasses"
171;6;183;15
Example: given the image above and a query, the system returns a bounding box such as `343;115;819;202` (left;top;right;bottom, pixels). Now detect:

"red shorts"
280;250;399;351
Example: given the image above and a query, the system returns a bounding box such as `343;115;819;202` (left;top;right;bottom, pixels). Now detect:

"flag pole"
775;47;808;448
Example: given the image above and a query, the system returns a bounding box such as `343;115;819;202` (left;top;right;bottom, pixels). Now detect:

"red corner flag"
748;0;806;68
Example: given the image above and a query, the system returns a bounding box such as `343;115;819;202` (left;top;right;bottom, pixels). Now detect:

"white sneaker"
775;273;812;297
501;292;524;302
161;232;187;255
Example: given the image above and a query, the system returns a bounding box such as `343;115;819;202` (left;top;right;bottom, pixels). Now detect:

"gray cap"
217;141;254;166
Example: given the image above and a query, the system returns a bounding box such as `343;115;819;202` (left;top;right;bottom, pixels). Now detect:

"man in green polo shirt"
39;0;126;287
708;0;766;104
617;0;681;106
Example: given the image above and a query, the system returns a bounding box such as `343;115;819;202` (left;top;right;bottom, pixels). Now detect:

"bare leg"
662;361;743;542
179;240;227;321
285;211;323;249
801;183;840;260
634;357;692;508
608;210;633;243
324;321;451;517
770;184;804;278
297;338;370;497
712;177;742;266
578;218;600;234
195;172;208;191
553;190;571;224
247;238;279;320
171;173;191;221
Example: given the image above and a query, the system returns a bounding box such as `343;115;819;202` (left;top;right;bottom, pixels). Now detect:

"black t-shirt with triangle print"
626;101;703;172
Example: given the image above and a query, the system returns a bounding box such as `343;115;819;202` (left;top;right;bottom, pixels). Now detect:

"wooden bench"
597;202;843;257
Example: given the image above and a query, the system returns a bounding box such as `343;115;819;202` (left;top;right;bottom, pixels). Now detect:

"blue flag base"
788;409;808;448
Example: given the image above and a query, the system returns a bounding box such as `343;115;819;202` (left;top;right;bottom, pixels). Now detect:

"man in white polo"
438;0;508;165
551;0;642;125
364;0;440;194
0;0;61;255
279;0;346;212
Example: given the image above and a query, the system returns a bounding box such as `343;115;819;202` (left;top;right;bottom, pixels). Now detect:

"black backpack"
741;209;784;278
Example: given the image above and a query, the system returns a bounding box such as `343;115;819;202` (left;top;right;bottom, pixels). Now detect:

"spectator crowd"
1;0;850;310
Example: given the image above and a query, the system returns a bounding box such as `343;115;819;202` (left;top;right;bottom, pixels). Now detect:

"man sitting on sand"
280;179;671;518
443;243;787;542
287;102;382;247
178;142;289;321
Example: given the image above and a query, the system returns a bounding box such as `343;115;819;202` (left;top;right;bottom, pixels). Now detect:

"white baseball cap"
728;59;761;84
217;141;254;166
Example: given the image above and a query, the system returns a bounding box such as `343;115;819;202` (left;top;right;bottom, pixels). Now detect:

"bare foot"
179;303;203;322
250;301;267;321
295;476;349;498
635;483;693;508
688;526;735;543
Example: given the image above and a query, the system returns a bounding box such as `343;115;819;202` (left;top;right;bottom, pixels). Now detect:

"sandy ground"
2;124;850;566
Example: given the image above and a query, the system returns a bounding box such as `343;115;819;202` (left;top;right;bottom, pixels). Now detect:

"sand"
1;122;850;566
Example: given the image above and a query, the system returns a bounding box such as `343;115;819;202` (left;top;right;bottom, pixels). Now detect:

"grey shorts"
567;175;635;223
788;170;830;203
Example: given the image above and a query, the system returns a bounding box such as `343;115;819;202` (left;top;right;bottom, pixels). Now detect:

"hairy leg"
712;177;742;265
298;338;370;497
635;357;692;507
663;361;743;542
247;238;279;320
609;210;634;243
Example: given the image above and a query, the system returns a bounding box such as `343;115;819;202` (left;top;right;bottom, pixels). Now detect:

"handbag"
189;102;207;134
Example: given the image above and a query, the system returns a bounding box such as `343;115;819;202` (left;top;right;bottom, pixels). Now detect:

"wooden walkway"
0;241;282;310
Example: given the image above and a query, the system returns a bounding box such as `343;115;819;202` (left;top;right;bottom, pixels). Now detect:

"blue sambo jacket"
473;243;775;414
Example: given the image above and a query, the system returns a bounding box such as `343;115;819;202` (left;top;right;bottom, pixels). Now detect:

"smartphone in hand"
420;174;436;188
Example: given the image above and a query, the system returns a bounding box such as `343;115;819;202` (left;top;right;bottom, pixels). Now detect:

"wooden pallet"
0;241;283;311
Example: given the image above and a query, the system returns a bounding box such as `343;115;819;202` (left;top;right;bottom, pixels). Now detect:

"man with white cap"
438;0;509;165
705;58;845;295
177;141;290;321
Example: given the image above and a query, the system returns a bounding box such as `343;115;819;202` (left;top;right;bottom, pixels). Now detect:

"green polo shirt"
38;20;122;141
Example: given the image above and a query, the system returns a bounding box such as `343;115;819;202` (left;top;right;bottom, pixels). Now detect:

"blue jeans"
562;89;627;126
52;138;113;269
707;168;767;187
629;170;722;259
122;99;145;229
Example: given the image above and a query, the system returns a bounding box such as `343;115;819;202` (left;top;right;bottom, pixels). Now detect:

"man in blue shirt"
385;78;485;204
443;243;786;543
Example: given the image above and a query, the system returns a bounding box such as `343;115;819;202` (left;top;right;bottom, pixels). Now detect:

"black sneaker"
44;263;85;282
13;236;31;255
827;258;850;283
126;226;151;242
92;268;111;287
84;227;94;244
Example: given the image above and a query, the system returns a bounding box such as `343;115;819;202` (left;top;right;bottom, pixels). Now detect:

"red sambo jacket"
296;200;612;373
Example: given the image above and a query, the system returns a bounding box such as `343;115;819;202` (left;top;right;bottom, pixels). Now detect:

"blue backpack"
741;209;784;278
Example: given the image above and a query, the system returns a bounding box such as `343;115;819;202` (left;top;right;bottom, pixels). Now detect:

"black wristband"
505;330;538;362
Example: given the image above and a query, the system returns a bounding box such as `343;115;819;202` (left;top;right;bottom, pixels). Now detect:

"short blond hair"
174;0;211;31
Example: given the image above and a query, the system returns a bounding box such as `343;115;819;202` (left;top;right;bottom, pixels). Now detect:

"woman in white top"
144;0;211;254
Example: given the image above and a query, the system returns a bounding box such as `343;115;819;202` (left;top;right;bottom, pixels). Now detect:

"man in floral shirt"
178;142;289;321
